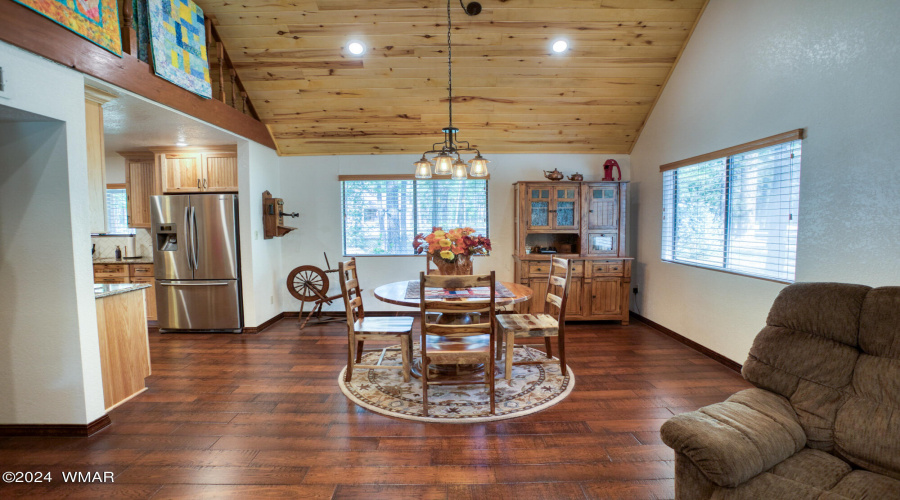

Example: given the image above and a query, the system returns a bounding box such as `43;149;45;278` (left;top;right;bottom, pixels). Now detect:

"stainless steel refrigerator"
151;194;243;333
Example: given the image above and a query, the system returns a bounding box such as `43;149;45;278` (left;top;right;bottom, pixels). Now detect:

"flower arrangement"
412;227;492;262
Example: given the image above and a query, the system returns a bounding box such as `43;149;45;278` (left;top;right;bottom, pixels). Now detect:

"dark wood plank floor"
0;318;751;499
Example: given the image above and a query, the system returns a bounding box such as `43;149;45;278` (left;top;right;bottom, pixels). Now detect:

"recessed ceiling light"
348;41;366;55
175;141;188;147
551;39;569;53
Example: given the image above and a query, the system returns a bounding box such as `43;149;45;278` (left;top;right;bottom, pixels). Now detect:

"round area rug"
338;344;575;423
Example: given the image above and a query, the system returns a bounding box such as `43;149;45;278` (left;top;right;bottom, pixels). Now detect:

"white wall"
0;42;106;424
105;153;126;184
278;154;630;312
238;141;284;327
629;0;900;362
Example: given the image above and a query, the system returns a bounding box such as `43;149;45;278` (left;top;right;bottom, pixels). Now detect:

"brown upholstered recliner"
661;283;900;499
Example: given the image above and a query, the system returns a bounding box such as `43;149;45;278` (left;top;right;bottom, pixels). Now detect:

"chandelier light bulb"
434;153;454;175
451;158;468;180
468;154;489;177
414;156;433;179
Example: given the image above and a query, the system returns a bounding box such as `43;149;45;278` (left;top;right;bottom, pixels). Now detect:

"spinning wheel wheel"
286;254;344;330
287;266;329;302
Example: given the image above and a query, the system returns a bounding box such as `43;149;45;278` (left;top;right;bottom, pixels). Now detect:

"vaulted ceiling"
197;0;706;156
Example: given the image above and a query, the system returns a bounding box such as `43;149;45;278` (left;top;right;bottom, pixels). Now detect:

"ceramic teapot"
567;172;584;181
543;168;564;181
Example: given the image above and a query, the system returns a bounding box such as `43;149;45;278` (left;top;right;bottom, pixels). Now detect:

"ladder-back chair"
419;271;496;416
338;258;414;382
495;257;571;380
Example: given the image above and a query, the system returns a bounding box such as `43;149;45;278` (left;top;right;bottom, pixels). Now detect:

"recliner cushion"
742;283;869;451
828;470;900;500
834;286;900;480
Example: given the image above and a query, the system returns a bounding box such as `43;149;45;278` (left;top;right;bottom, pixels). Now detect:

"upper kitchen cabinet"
119;151;158;228
84;85;118;233
153;146;238;193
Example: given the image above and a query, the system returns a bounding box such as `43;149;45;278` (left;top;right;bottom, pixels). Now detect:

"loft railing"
119;2;259;121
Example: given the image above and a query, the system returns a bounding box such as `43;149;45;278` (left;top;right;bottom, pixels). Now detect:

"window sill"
660;259;793;285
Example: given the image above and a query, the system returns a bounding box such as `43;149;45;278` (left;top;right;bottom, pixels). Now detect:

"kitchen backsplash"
92;229;152;260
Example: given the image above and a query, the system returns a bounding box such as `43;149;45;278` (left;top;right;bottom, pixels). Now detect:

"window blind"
342;178;489;256
106;188;136;235
661;137;801;282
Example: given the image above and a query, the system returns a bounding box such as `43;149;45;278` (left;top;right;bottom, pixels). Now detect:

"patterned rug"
338;344;574;423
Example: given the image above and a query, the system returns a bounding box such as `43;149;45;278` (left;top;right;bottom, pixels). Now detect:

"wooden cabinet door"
162;153;203;193
590;278;622;316
552;186;579;230
564;277;583;318
202;153;238;192
85;98;108;233
528;277;549;315
525;185;553;230
586;183;619;230
125;158;156;228
130;277;157;321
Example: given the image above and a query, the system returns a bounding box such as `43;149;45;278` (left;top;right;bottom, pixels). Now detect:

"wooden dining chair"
338;258;414;383
419;271;496;416
495;257;571;380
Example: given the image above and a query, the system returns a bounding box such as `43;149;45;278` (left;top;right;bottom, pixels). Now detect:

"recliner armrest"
661;388;806;488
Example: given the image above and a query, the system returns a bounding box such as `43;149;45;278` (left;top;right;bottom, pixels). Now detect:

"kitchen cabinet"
154;146;238;193
513;181;631;325
84;85;118;234
129;264;156;321
120;152;158;229
94;263;130;283
93;263;157;321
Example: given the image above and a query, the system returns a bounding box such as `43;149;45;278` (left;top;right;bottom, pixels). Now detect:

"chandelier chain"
447;0;453;131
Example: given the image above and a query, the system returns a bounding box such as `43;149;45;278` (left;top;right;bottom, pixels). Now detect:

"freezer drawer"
156;280;242;332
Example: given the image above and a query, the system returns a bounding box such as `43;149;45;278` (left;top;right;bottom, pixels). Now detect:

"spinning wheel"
287;266;329;302
286;254;344;330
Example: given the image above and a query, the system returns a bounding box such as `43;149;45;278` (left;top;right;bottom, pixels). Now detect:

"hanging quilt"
12;0;122;56
147;0;212;98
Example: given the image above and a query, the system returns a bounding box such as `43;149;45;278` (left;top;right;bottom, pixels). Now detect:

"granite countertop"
94;283;151;299
93;257;154;264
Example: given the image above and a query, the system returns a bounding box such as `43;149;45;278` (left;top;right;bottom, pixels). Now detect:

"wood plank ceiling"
197;0;706;156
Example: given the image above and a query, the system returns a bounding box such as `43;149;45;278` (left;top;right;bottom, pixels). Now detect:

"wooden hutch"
513;181;631;324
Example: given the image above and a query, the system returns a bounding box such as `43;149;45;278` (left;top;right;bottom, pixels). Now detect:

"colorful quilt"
12;0;122;56
148;0;212;98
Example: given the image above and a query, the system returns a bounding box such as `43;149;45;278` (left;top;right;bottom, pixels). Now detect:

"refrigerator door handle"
184;206;193;270
190;206;199;270
160;281;229;286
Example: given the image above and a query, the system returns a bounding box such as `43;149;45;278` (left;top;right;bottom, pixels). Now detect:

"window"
661;130;802;282
105;185;135;235
341;177;489;256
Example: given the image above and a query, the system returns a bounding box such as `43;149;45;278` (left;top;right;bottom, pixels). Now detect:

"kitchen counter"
93;257;154;264
94;283;150;299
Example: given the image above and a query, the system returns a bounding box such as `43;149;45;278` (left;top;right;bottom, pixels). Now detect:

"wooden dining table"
373;279;534;309
373;279;533;379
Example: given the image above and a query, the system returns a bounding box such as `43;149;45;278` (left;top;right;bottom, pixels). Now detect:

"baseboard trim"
0;414;111;437
243;312;285;334
630;312;742;373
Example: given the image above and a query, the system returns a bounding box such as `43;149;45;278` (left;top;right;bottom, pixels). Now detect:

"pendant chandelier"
414;0;489;180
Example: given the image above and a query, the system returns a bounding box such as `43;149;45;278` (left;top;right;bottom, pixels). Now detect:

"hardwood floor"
0;318;751;499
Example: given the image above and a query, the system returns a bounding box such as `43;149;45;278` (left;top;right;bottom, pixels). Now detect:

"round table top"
373;280;533;308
